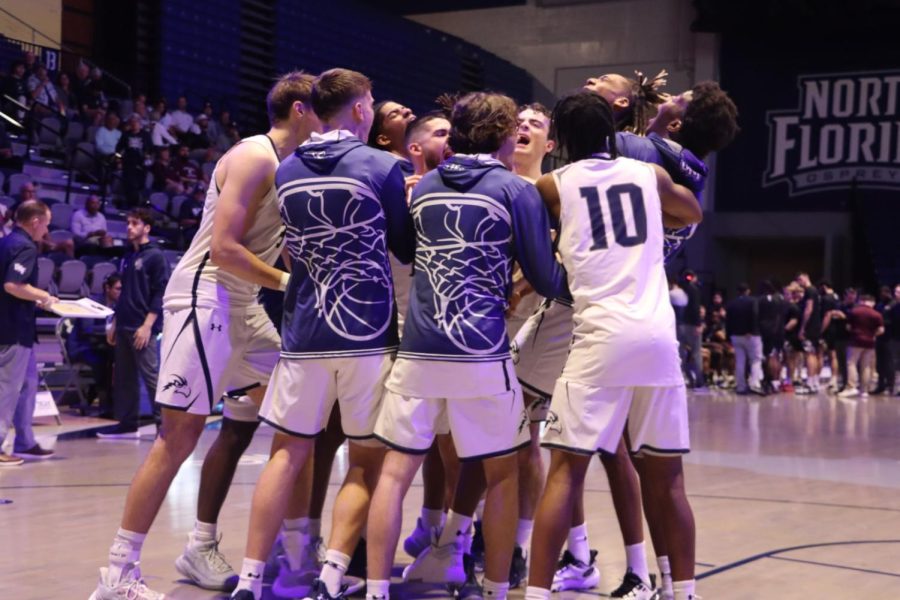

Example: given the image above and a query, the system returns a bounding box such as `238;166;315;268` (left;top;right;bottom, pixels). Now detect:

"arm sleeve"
509;184;565;299
146;252;169;315
4;244;37;284
380;163;415;264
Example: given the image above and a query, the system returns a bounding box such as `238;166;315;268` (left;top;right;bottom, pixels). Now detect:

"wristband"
278;271;290;292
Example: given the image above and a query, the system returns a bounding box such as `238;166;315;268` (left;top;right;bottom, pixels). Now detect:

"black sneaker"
13;444;54;460
470;521;484;572
508;545;527;588
346;537;366;579
455;554;483;600
96;424;140;439
610;569;655;599
307;578;346;600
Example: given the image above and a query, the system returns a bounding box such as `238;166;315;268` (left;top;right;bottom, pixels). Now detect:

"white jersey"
164;135;285;313
555;156;682;387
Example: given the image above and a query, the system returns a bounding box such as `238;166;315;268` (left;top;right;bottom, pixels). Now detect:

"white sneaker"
610;570;656;599
838;388;860;398
551;550;600;592
273;536;328;597
174;535;238;591
403;517;436;558
89;562;166;599
402;530;466;586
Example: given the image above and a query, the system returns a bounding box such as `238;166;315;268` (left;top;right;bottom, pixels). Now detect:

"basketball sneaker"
403;530;466;586
231;591;257;599
838;388;859;398
174;534;238;591
404;517;436;558
89;562;166;599
551;549;600;592
470;521;485;572
508;545;527;588
264;532;286;582
455;554;483;600
610;569;656;599
303;577;349;600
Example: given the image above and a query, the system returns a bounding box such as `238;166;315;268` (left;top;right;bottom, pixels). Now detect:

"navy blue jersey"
276;130;414;358
399;155;565;362
616;132;708;259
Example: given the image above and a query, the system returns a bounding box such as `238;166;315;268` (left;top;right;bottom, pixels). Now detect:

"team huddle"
89;67;738;600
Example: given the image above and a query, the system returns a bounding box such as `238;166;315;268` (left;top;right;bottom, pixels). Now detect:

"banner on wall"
764;70;900;196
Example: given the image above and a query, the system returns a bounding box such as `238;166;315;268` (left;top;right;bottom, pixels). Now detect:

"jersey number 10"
580;183;647;250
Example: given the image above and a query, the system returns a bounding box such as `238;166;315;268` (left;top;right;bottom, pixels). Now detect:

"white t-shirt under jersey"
555;156;682;387
164;135;285;313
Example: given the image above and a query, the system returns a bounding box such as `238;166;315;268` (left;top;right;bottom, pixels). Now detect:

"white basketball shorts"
259;353;393;441
156;305;280;417
375;388;530;461
542;380;690;457
512;299;574;410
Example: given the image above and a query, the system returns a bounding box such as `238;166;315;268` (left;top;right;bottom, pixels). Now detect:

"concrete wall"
1;0;63;48
408;0;715;103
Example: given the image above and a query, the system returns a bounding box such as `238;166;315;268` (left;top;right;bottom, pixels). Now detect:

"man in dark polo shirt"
796;272;823;394
678;269;706;389
97;208;169;438
726;283;763;395
0;201;58;465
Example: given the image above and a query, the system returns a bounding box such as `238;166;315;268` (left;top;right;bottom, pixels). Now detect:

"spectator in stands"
95;112;121;158
78;64;106;127
149;97;167;122
116;114;153;207
27;64;61;117
206;107;225;141
71;194;112;248
21;51;37;75
151;100;178;148
168;95;199;143
727;282;763;394
192;113;212;149
872;285;894;395
150;146;182;194
0;122;22;171
0;200;58;464
177;183;205;247
0;204;12;237
2;60;28;119
173;143;201;190
15;181;38;205
65;272;121;418
839;294;884;398
132;95;150;129
55;71;78;119
98;208;169;437
214;110;239;153
678;268;706;389
88;67;107;109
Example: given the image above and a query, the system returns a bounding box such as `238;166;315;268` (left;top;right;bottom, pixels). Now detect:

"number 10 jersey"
554;156;682;387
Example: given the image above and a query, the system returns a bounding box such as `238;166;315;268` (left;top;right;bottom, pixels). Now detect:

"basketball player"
525;91;703;600
368;100;417;176
89;72;321;600
229;68;414;600
365;91;565;600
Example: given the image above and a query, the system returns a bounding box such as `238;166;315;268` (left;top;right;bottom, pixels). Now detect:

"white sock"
108;528;145;583
190;520;217;547
421;507;445;529
282;529;311;571
673;579;696;600
475;498;486;521
366;578;390;600
515;519;533;548
625;542;650;584
309;518;322;539
234;557;265;598
483;578;510;600
321;549;350;596
438;510;472;547
567;523;590;564
524;585;551;600
657;555;673;596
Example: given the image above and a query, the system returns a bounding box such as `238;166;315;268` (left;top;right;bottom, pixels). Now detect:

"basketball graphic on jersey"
280;178;393;341
412;193;512;354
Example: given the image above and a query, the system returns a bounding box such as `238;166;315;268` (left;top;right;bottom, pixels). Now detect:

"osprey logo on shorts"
13;262;26;275
162;374;191;398
545;410;562;434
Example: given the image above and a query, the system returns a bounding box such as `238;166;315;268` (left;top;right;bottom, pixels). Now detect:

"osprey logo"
162;375;191;398
765;69;900;196
13;262;26;275
544;410;562;434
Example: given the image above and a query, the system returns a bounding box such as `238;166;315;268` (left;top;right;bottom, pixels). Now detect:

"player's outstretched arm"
652;164;703;228
210;142;289;291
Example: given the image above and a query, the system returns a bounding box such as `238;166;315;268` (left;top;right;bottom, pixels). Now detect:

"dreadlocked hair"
550;91;618;163
434;92;461;119
622;69;668;134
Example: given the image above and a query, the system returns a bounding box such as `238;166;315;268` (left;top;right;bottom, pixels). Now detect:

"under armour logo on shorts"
210;323;222;332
